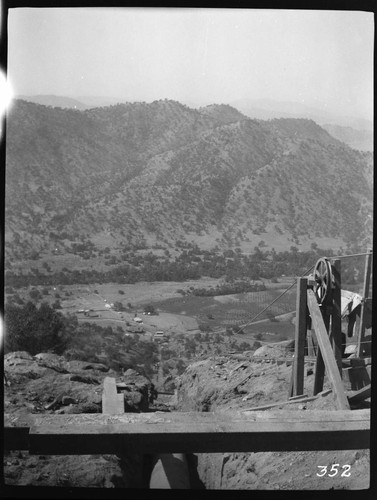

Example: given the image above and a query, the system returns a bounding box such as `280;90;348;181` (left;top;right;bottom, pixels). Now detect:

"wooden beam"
292;278;307;396
313;309;329;396
4;410;369;454
347;385;371;405
357;249;372;357
307;290;350;410
245;389;331;411
330;259;342;374
102;377;124;415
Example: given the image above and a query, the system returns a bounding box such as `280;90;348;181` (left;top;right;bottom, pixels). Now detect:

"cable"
232;263;316;334
214;250;372;337
233;250;373;334
334;251;372;259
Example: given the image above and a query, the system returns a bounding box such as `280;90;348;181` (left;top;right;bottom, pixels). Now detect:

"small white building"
133;317;143;323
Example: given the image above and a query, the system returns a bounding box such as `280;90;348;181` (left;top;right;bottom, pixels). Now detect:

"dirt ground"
173;347;371;491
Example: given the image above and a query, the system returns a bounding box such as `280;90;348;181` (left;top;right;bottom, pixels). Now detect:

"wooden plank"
289;394;309;401
357;249;372;357
8;409;369;427
330;259;342;373
343;365;371;391
307;290;350;410
312;310;329;395
350;357;372;367
347;384;371;405
3;410;369;454
293;278;307;396
244;390;331;411
288;363;294;398
102;377;124;415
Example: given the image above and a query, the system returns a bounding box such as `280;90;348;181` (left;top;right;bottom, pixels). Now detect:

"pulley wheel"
313;257;333;304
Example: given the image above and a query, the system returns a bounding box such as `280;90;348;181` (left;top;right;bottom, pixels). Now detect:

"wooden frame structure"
290;254;372;411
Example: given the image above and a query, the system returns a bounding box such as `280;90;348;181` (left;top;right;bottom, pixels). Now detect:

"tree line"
5;245;363;290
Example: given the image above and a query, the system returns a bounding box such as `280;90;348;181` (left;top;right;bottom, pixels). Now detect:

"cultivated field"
9;277;299;342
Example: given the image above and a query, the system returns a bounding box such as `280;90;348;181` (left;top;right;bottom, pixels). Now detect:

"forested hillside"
5;99;373;272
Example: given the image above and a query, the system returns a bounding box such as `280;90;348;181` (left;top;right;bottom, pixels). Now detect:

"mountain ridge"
5;99;373;267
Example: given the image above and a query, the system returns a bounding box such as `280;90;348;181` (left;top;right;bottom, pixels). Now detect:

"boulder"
5;351;34;362
61;396;77;406
5;353;48;381
65;360;109;373
253;341;294;358
123;391;144;412
34;353;69;373
64;402;101;414
119;369;157;411
69;374;100;385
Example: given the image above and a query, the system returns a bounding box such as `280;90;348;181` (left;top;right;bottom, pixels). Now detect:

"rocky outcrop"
173;350;369;490
253;339;294;358
5;351;50;380
4;351;157;488
118;369;157;413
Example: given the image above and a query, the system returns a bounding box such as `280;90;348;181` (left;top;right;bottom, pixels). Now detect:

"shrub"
29;288;41;301
238;342;251;351
143;304;157;315
199;324;211;333
4;301;71;355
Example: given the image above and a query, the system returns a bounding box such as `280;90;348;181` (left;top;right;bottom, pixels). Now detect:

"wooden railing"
4;408;370;455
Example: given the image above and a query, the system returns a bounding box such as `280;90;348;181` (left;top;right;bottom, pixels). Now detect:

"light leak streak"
0;71;14;117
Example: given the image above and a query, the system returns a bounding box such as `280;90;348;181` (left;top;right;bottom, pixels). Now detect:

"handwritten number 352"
316;465;351;477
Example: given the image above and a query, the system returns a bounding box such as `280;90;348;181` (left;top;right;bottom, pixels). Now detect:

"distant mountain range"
17;94;373;152
5;99;373;264
16;94;127;110
231;98;373;132
17;94;89;110
321;124;373;153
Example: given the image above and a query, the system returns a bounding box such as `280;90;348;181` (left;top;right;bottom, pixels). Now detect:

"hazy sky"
7;7;374;119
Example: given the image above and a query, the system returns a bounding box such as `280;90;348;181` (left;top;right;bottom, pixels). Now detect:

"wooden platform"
4;409;370;455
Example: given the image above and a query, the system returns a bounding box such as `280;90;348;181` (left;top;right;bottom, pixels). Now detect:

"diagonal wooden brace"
307;290;350;410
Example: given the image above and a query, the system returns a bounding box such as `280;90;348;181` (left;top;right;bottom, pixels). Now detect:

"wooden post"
313;308;329;396
102;377;124;414
331;259;342;375
307;290;350;410
292;278;307;396
288;367;294;398
357;250;372;357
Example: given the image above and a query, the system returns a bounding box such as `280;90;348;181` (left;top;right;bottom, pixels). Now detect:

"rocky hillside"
4;350;161;488
5;99;373;264
173;344;370;490
4;344;370;490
